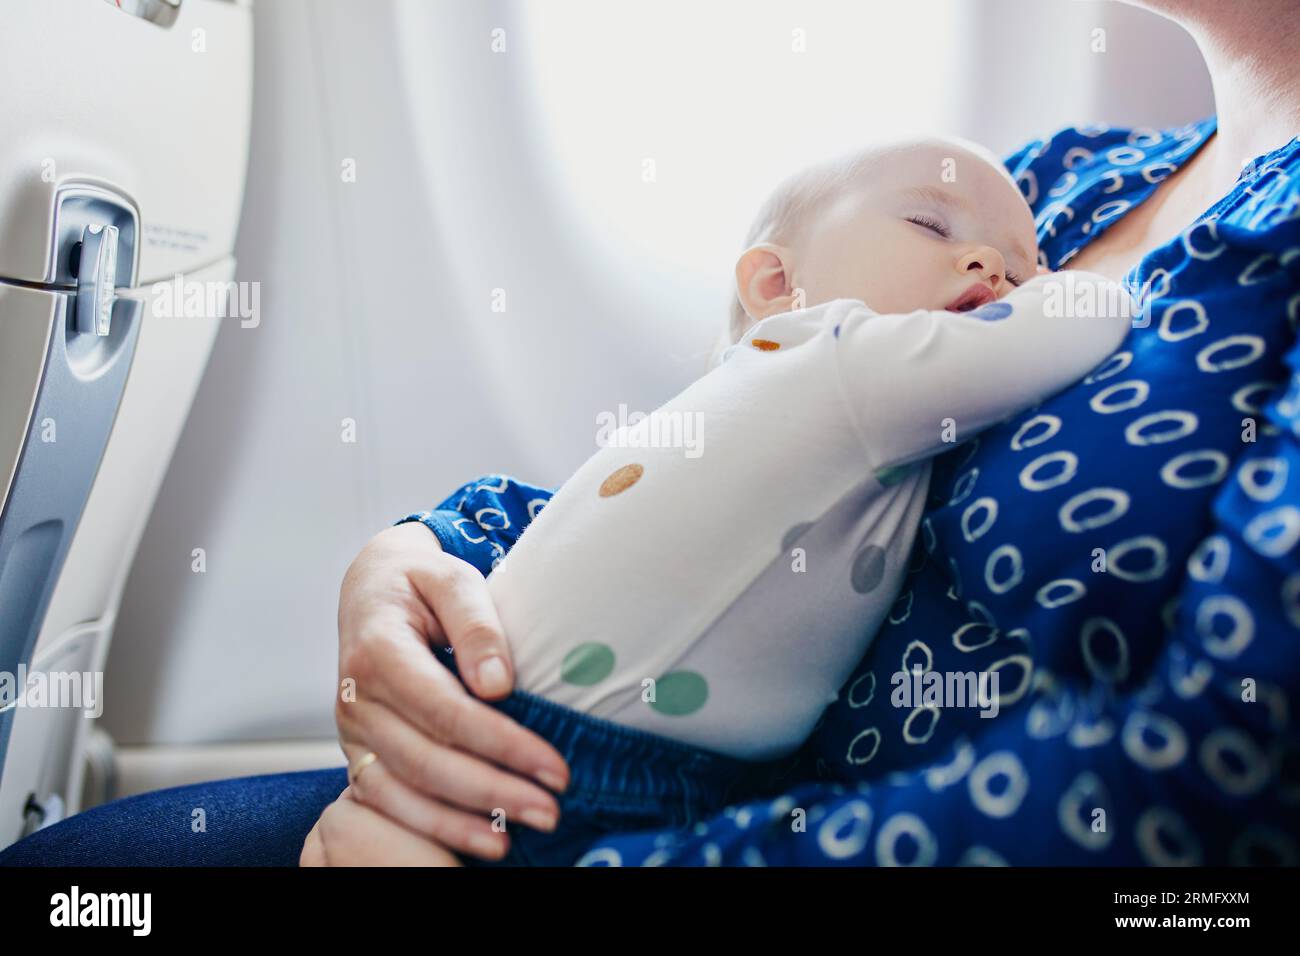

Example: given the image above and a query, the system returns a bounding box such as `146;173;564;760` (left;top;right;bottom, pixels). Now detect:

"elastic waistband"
436;649;782;812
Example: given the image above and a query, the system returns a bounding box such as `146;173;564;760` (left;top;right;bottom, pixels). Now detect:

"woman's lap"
0;767;348;866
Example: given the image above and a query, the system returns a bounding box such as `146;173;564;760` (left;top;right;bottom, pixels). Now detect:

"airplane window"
515;0;968;283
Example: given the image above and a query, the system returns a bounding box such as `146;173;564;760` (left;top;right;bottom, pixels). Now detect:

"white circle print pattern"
568;119;1300;865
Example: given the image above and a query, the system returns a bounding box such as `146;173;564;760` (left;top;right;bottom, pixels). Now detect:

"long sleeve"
395;474;556;577
577;339;1300;866
832;271;1133;469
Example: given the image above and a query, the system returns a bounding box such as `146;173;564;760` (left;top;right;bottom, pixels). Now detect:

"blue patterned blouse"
403;116;1300;866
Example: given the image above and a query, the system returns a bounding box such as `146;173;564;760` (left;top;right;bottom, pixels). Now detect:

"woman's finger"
313;792;464;866
351;627;570;794
344;751;514;861
339;697;561;831
405;556;514;700
299;819;327;866
300;786;354;867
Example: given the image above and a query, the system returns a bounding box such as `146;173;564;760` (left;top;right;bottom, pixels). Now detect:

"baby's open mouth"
946;283;997;312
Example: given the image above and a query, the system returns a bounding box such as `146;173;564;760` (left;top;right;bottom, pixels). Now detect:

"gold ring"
349;751;378;785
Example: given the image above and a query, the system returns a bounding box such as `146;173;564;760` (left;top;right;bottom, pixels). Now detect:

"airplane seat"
0;0;253;849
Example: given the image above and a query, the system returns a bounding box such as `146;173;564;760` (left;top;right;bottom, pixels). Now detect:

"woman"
302;0;1300;867
1;0;1295;867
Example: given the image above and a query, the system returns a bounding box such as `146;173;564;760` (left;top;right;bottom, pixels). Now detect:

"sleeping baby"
408;135;1134;864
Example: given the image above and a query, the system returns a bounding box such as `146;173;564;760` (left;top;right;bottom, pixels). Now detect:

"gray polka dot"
851;545;887;593
781;522;813;552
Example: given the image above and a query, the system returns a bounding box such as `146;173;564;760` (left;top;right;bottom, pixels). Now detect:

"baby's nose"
957;246;1006;286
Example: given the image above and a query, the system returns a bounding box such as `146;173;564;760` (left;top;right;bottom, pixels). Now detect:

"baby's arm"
830;270;1133;469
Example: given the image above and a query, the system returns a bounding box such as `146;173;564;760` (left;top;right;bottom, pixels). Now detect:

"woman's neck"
1181;1;1300;178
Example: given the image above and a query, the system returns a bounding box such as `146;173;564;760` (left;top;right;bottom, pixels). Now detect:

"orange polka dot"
751;338;781;351
599;463;644;497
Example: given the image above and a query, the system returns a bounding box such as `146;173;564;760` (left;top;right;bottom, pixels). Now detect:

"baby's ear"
1036;263;1051;275
735;243;797;320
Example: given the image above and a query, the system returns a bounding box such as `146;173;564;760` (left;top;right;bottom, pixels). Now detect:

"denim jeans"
467;682;786;866
0;651;788;866
0;765;348;866
433;649;789;866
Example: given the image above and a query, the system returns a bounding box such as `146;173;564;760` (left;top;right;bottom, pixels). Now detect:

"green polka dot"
560;643;615;686
650;671;709;716
874;464;913;487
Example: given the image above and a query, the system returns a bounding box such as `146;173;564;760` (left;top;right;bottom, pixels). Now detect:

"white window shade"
515;0;970;295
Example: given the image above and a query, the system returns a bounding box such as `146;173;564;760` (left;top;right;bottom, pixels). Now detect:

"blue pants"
0;652;789;866
0;765;348;866
470;683;786;866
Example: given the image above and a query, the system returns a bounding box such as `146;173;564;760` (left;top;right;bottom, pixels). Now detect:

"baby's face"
794;143;1039;315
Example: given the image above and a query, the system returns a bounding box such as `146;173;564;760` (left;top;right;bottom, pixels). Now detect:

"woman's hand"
299;786;463;866
331;522;570;862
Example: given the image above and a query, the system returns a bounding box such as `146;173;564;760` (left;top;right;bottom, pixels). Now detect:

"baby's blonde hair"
711;135;1012;371
709;151;870;369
